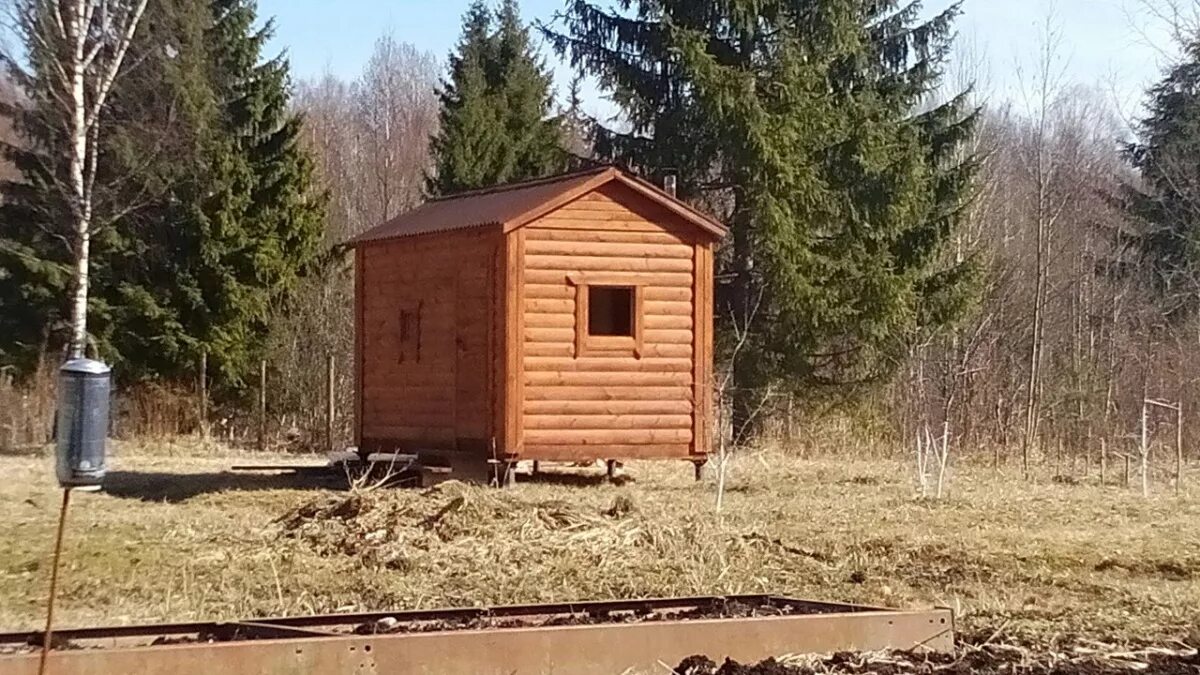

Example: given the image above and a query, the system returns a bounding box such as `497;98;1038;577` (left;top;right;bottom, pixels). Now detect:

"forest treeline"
1;0;1198;470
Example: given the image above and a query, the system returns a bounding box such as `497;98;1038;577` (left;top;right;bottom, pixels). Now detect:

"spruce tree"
547;0;980;424
1125;37;1200;316
428;0;565;195
0;0;323;394
173;0;325;391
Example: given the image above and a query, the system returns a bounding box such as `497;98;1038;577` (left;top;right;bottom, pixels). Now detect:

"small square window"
588;286;634;337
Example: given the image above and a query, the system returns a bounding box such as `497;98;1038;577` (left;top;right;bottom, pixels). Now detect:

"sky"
259;0;1178;122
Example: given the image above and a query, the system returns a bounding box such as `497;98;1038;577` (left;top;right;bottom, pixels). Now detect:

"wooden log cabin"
349;167;726;483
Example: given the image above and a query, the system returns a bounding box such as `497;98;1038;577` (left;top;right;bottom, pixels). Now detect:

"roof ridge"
428;166;615;202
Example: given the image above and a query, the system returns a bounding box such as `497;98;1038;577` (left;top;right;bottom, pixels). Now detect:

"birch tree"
10;0;148;359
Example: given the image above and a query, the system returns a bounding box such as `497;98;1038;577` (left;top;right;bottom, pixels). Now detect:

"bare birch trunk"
32;0;150;359
66;5;91;359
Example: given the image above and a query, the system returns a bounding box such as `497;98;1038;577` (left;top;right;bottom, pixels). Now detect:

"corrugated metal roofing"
349;166;726;245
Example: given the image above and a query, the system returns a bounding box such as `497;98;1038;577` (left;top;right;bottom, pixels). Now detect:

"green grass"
1;442;1197;647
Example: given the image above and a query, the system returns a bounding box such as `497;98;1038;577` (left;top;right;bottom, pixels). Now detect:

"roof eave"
346;220;503;247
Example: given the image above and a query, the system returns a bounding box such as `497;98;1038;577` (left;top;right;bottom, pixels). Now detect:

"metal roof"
348;167;727;245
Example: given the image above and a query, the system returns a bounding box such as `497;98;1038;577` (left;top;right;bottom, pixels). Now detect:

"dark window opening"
588;286;634;337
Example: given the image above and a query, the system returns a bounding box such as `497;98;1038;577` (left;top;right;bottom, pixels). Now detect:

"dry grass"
0;441;1197;648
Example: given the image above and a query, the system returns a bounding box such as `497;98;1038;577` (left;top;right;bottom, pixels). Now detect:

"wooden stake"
1176;402;1184;495
1141;396;1150;498
325;354;335;454
1100;438;1107;486
198;351;208;439
1123;452;1130;489
3;372;16;451
258;360;267;452
38;488;71;675
785;394;795;444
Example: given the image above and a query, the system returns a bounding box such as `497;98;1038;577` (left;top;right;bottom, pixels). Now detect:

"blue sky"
259;0;1175;120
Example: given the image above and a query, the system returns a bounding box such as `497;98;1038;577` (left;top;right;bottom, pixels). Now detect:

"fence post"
2;372;14;450
325;354;335;454
1176;402;1184;495
198;350;208;440
258;360;267;452
1099;438;1107;486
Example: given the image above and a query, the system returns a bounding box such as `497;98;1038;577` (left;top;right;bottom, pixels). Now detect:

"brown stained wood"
455;264;491;437
524;229;688;245
642;329;694;344
358;169;722;470
532;218;668;232
525;343;693;359
692;242;714;457
643;300;692;316
525;313;575;329
526;330;695;349
633;286;645;359
525;284;691;302
354;247;364;445
525;327;577;344
524;399;694;415
573;281;587;358
585;335;639;352
526;298;574;313
526;371;692;387
607;174;727;239
524;429;693;445
361;425;457;441
575;189;623;202
359;226;497;446
524;240;693;259
525;414;693;430
364;402;457;418
363;372;457;385
524;357;692;373
526;254;693;273
504;229;526;453
500;169;618;234
525;270;692;287
520;444;693;460
363;413;457;428
644;315;692;330
524;385;693;401
491;240;506;452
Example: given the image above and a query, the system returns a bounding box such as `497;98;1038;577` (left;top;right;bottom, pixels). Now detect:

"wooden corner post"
502;229;525;458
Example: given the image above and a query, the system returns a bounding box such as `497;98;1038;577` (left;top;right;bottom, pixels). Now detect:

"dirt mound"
675;642;1200;674
275;481;649;572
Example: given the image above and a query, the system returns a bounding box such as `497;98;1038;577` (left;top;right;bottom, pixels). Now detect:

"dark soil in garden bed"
674;642;1200;675
354;597;839;635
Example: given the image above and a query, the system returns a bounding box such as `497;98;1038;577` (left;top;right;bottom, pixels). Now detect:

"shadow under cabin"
348;167;727;484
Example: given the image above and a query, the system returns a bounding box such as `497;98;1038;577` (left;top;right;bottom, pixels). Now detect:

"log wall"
518;183;710;461
357;227;499;450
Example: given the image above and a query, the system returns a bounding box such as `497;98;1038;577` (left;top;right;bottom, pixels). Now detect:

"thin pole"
1141;396;1150;499
1176;402;1184;495
1100;438;1107;486
38;488;71;675
325;355;335;454
258;360;267;452
198;351;208;439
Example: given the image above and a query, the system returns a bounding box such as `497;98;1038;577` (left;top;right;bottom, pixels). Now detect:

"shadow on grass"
517;470;635;487
102;468;346;503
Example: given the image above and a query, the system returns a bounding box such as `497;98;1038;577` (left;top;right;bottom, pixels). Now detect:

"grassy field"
1;441;1197;649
